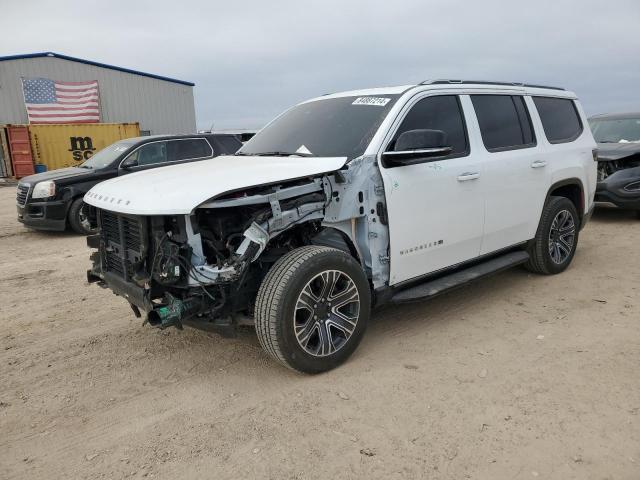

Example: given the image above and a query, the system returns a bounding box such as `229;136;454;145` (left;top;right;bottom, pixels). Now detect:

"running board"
390;250;530;303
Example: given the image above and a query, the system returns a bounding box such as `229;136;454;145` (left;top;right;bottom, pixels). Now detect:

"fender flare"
545;177;585;213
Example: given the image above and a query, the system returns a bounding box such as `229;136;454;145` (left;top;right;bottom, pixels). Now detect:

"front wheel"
254;246;370;373
68;198;97;235
524;196;579;275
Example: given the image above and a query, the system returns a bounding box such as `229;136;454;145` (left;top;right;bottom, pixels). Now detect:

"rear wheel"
254;246;370;373
636;210;640;220
68;198;97;235
524;196;579;275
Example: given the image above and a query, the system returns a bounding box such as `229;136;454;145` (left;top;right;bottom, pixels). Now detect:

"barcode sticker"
352;97;391;106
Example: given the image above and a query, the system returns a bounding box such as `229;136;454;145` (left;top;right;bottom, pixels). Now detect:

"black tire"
68;198;97;235
254;246;371;373
524;196;580;275
636;210;640;220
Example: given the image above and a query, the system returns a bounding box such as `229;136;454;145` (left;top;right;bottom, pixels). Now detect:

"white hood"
84;155;347;215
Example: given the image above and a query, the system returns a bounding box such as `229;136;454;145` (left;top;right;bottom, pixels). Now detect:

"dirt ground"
0;185;638;480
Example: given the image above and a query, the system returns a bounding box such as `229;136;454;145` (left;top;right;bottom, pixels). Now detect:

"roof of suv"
311;80;576;103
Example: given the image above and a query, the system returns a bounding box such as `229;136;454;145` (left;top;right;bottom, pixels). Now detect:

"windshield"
589;118;640;143
80;140;137;169
238;94;400;159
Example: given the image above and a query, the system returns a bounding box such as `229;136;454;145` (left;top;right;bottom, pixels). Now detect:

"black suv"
16;134;242;234
590;112;640;218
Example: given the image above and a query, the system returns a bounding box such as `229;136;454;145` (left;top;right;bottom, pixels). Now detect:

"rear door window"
533;97;583;143
127;141;168;166
471;95;536;152
167;139;213;161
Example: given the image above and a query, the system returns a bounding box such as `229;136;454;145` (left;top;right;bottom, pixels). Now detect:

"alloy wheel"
548;209;576;264
293;269;360;357
78;203;96;233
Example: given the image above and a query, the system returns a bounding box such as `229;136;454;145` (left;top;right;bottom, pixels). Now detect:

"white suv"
85;80;597;373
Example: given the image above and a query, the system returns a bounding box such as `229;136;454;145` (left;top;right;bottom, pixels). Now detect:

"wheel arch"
546;178;585;217
310;226;361;264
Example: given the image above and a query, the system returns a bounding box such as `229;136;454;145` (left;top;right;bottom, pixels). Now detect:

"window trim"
380;93;471;167
532;96;584;144
118;137;214;169
471;94;538;153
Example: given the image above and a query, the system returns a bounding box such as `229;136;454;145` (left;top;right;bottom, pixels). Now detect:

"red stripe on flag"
27;104;98;111
56;93;99;100
56;81;98;86
55;87;99;94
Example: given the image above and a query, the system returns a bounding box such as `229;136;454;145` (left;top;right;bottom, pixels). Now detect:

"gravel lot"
1;185;639;480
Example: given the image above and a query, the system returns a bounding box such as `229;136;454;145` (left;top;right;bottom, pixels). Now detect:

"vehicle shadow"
591;205;638;223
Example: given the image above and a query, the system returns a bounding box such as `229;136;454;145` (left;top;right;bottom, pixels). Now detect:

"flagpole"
20;77;30;125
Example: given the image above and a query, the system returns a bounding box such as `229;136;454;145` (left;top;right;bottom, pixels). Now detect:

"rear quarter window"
167;139;213;161
533;97;583;144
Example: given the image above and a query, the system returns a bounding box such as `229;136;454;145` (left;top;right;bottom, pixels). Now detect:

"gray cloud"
2;0;639;130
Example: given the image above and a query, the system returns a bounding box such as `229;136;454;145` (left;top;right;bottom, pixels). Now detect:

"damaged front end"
86;177;333;335
595;149;640;210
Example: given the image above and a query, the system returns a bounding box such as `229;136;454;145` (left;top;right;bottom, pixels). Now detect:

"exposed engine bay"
86;158;391;335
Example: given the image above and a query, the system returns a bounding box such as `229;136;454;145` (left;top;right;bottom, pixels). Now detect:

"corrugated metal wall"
0;56;196;135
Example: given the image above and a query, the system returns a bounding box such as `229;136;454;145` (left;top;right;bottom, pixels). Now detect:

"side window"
214;136;242;154
533;97;583;144
471;95;536;152
167;139;213;161
391;95;468;156
125;141;168;166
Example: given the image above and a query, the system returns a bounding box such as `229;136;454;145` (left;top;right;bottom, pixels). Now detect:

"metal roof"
0;52;195;86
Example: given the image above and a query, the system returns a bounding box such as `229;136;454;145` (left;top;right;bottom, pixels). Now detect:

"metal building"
0;52;196;135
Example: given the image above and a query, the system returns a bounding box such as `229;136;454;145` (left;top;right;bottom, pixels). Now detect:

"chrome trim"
623;181;640;192
16;183;31;206
382;147;453;158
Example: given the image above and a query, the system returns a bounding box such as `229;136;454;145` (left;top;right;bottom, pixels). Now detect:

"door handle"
531;160;547;168
457;172;480;181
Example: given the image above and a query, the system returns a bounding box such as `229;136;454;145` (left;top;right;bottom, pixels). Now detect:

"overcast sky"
2;0;639;130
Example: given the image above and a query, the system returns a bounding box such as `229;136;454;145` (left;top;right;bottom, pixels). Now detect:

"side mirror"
120;157;137;170
382;129;452;167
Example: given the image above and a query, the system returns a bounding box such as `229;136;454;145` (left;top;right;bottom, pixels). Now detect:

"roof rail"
419;79;565;91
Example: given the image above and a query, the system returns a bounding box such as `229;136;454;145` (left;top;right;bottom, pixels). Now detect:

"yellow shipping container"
29;123;140;171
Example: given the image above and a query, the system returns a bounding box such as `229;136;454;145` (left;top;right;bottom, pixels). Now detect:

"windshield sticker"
352;97;391;107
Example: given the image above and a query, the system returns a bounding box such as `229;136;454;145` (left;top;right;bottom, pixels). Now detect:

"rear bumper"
17;199;69;231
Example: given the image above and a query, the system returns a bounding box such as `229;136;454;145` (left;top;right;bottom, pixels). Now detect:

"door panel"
382;156;484;284
380;94;485;285
469;95;551;254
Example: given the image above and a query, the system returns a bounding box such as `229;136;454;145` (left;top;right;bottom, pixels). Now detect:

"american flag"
21;77;100;124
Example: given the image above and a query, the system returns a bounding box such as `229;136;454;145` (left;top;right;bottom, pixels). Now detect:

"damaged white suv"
85;80;597;373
